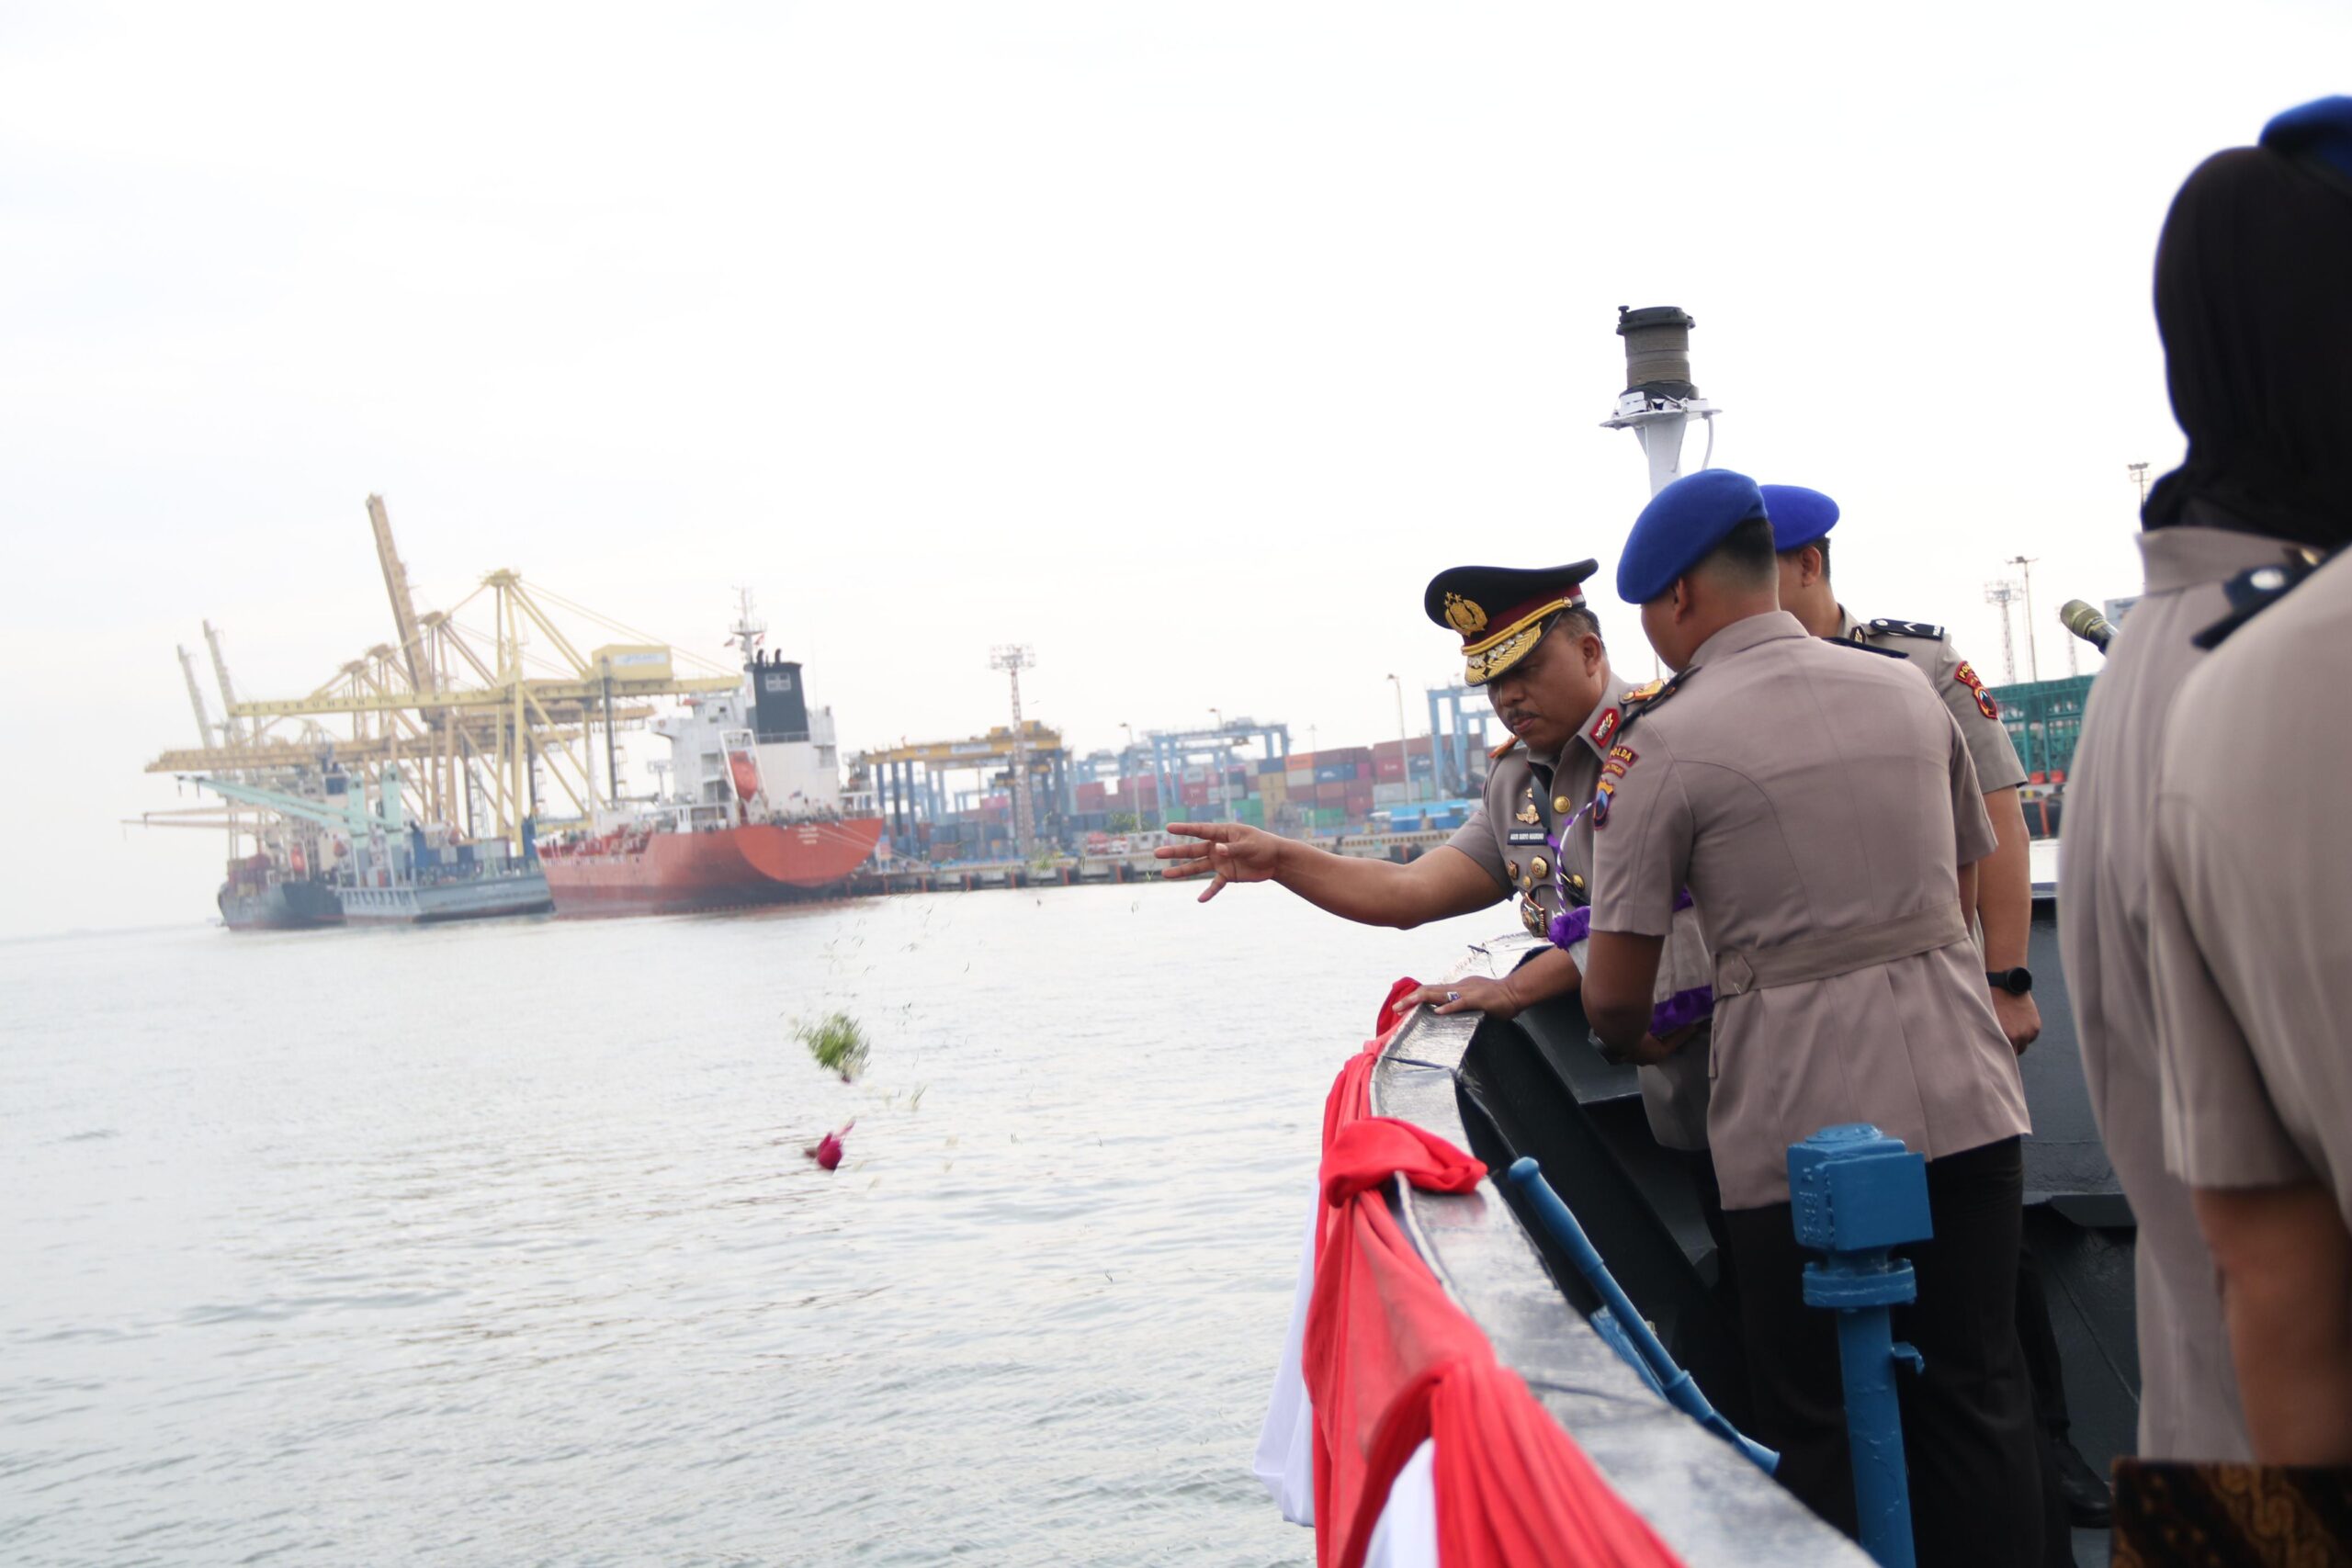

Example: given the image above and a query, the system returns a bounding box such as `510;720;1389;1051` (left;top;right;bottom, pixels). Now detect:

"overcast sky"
4;2;2342;936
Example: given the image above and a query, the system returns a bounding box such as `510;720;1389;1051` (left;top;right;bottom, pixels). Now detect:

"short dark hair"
1702;516;1781;589
1556;604;1603;646
1774;536;1832;579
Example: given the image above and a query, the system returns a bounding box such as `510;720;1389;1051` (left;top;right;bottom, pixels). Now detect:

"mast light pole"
989;644;1037;856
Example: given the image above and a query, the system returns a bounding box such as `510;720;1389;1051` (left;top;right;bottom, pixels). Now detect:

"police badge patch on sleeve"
1953;660;1999;720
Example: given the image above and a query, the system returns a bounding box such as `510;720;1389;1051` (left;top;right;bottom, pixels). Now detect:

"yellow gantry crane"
144;496;742;852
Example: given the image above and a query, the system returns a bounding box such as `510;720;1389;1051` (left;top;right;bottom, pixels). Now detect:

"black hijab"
2143;146;2352;548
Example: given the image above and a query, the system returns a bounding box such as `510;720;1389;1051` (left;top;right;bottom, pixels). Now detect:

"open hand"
1403;976;1523;1021
1154;821;1286;903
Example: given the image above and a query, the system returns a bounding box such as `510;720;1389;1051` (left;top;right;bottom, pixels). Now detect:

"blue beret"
1616;468;1769;604
2262;96;2352;189
1760;484;1839;551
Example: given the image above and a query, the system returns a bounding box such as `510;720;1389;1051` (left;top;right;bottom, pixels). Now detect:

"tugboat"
541;599;882;917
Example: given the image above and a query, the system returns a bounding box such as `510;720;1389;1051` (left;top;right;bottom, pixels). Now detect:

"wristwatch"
1987;967;2034;997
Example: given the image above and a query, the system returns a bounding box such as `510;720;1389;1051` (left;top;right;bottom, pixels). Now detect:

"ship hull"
219;878;345;931
336;872;554;924
546;818;884;917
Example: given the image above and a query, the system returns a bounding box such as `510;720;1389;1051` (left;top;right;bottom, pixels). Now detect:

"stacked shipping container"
888;732;1483;859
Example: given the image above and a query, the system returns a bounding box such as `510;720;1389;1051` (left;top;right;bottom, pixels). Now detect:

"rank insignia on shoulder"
1867;617;1946;640
1588;706;1621;748
2195;555;2321;649
1614;669;1691;744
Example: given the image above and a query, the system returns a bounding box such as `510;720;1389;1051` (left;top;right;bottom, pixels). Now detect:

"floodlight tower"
2007;557;2041;682
1982;580;2022;685
990;644;1037;855
2128;461;2152;513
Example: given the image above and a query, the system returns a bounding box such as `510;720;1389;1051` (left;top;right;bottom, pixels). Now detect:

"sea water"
0;884;1498;1565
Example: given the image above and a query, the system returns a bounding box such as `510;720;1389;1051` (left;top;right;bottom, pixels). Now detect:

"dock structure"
851;848;1154;896
847;826;1458;898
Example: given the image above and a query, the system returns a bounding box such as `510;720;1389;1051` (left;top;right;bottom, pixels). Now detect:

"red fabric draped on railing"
1301;979;1688;1568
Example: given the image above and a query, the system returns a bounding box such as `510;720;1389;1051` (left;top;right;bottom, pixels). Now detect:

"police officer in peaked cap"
1155;562;1708;1081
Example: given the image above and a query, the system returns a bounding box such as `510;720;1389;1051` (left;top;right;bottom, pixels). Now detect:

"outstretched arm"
1155;823;1500;929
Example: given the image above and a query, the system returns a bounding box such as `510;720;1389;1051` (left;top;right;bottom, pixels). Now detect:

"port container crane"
145;497;741;855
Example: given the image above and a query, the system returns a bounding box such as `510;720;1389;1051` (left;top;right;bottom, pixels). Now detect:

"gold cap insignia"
1443;593;1488;637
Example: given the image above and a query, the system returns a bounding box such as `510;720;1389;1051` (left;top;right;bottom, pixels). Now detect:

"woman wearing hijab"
2059;96;2352;1464
2140;97;2352;1471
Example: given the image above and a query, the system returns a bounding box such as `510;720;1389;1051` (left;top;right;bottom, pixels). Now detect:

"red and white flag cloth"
1253;979;1689;1568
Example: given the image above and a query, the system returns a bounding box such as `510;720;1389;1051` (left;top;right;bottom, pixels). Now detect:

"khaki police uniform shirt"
1448;671;1714;1149
2057;521;2290;1461
1838;608;2029;794
2150;547;2352;1233
1588;611;2029;1210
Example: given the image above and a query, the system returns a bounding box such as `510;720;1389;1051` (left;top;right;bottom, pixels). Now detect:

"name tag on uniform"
1507;829;1548;845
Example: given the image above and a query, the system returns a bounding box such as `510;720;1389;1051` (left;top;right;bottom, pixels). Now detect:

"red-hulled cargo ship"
543;601;883;917
547;816;882;915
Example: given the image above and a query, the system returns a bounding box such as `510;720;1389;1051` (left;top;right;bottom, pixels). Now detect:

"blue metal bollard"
1787;1124;1934;1568
1505;1156;1778;1474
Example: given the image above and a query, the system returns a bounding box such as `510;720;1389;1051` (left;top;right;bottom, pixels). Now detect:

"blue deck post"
1787;1124;1933;1568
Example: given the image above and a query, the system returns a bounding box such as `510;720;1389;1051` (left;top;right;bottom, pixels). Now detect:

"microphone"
2059;599;2114;653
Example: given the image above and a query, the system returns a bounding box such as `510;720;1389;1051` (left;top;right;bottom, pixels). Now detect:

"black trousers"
2015;1240;2072;1436
1724;1136;2066;1568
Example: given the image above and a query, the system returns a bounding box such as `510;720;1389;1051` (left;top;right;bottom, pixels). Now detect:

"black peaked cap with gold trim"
1422;559;1599;686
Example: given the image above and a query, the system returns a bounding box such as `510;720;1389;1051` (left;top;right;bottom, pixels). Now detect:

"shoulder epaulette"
1487;735;1521;761
1827;637;1908;659
2194;555;2322;650
1614;667;1693;743
1864;617;1946;641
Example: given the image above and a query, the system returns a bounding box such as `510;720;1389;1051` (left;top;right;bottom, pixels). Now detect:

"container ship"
543;615;882;917
217;851;343;931
195;765;552;927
